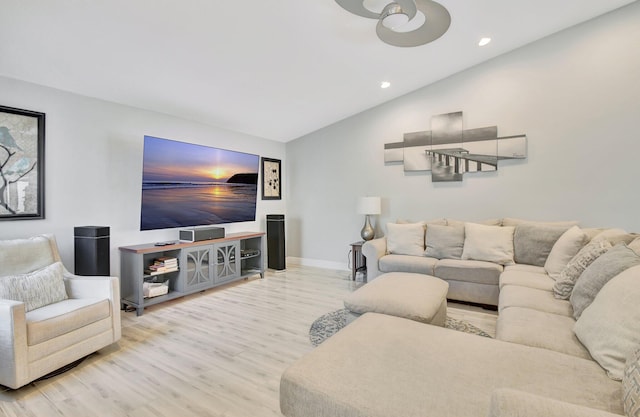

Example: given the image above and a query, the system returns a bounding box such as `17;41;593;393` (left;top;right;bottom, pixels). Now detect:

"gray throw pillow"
513;223;569;266
574;265;640;380
553;239;612;300
424;224;464;259
571;244;640;319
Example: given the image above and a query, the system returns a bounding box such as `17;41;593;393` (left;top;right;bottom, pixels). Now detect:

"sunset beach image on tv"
140;136;259;231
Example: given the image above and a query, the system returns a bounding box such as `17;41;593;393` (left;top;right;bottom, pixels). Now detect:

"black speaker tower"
266;214;286;270
74;226;110;276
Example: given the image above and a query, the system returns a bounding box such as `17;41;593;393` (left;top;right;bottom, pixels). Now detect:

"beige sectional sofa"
280;218;640;417
363;218;611;306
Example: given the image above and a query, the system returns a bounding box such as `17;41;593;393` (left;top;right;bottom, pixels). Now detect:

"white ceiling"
0;0;635;142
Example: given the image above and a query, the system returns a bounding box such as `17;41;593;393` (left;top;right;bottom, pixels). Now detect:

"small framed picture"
0;105;46;220
261;157;281;200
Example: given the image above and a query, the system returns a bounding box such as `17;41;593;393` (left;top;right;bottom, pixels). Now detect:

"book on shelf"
145;266;179;275
145;256;179;275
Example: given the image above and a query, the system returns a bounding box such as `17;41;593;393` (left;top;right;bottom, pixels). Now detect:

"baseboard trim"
286;257;349;271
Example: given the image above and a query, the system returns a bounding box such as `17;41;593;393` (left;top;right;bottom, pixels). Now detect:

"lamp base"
360;215;375;241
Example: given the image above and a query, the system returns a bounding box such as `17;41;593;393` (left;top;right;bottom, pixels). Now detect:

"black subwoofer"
74;226;110;276
266;214;285;270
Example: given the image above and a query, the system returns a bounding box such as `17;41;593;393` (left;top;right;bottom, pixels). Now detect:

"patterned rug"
309;308;492;347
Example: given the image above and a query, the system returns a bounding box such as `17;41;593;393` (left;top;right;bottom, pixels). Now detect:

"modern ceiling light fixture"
380;3;410;29
335;0;450;47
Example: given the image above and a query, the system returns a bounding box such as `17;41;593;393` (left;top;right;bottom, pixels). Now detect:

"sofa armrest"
0;299;28;388
63;273;122;341
362;238;387;281
488;388;622;417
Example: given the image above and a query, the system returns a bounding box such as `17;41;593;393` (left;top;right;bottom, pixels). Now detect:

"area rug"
309;308;492;347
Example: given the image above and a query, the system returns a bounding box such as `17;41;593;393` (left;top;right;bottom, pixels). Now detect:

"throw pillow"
512;223;569;267
544;226;588;279
591;228;638;245
552;239;612;300
386;222;425;256
570;244;640;319
0;262;68;312
424;224;464;259
461;223;515;265
574;265;640;381
623;347;640;417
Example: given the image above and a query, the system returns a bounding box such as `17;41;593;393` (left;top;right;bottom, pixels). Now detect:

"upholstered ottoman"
344;272;449;326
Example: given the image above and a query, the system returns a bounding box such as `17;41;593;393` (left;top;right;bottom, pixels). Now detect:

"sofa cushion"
552;239;612;300
513;223;569;267
0;262;68;312
379;254;437;275
503;264;547;274
446;218;502;227
424;224;464;259
489;389;623;417
623;347;640;417
280;313;622;417
499;269;554;291
574;265;640;380
386;222;424;256
629;237;640;255
26;298;111;345
496;307;591;360
461;223;515;265
435;259;502;286
544;226;588;279
501;218;579;228
571;244;640;319
499;286;573;317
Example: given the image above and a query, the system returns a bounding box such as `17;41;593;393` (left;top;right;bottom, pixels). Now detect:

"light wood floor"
0;265;497;417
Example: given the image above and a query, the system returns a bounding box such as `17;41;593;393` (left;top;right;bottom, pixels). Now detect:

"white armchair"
0;234;121;389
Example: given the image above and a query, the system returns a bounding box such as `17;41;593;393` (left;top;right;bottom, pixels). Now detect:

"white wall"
286;2;640;269
0;76;286;273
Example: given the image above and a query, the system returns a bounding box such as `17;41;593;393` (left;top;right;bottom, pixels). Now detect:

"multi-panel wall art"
384;111;526;182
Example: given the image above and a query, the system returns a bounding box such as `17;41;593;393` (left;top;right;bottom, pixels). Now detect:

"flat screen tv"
140;135;259;231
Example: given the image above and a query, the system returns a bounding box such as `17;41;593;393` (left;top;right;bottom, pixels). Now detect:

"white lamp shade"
357;197;381;215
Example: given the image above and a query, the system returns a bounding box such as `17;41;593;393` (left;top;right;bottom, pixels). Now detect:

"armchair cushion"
0;235;59;276
26;298;110;346
0;262;68;312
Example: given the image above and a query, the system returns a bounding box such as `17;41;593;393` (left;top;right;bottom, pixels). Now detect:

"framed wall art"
0;105;46;220
261;157;281;200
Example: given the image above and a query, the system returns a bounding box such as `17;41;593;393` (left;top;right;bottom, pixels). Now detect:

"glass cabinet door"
181;247;213;290
214;242;240;283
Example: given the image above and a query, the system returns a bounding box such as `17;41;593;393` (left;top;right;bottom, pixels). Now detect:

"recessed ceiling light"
478;37;491;46
380;81;391;89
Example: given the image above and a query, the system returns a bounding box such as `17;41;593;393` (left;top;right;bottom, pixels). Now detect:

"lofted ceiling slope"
0;0;635;142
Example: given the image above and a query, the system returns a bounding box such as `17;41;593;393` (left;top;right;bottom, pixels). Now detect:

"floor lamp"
358;197;381;241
